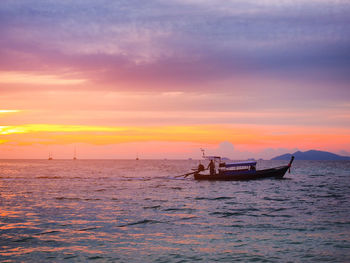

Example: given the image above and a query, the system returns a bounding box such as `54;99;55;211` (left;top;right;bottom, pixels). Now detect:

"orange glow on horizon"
0;124;349;153
0;124;124;135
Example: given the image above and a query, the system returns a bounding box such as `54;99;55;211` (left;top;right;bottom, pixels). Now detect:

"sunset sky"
1;0;349;159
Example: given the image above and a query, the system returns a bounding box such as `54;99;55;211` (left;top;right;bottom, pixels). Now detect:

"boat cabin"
203;154;257;174
219;161;257;173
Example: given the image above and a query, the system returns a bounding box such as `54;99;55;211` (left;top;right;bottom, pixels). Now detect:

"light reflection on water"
0;159;350;262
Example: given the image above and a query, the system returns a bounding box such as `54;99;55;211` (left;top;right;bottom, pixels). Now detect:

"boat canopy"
225;161;257;168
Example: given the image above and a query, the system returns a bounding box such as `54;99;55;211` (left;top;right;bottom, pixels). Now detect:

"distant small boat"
48;152;53;160
136;153;139;160
73;146;77;160
193;156;294;181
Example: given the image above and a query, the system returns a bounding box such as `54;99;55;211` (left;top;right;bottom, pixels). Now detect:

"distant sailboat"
136;152;139;160
48;152;53;160
73;146;77;160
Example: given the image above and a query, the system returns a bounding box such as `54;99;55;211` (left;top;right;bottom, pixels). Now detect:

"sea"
1;159;350;262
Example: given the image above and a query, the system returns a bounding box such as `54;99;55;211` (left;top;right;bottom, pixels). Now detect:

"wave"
64;255;78;260
88;256;105;260
55;197;81;201
35;230;60;235
117;219;163;227
13;236;36;243
263;197;287;201
310;174;325;177
261;213;292;218
78;226;99;231
36;176;63;179
152;184;166;188
210;211;245;217
179;216;197;220
36;176;84;179
143;205;161;209
171;187;182;190
210;207;260;217
121;176;151;181
195;196;234;201
163;208;196;212
267;207;287;212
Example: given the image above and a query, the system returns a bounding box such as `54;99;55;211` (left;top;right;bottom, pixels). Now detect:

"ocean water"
1;159;350;262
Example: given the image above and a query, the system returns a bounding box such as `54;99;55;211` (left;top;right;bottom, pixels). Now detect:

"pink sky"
0;0;349;159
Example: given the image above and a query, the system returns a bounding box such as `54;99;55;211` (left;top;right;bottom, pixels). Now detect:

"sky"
0;0;350;159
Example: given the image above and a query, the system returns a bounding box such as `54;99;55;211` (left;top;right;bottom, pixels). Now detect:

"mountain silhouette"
271;150;350;160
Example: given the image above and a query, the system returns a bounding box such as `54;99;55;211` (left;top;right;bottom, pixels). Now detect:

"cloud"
0;72;86;85
216;141;235;158
0;0;349;92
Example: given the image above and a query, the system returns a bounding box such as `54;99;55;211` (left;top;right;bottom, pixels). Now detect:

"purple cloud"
0;0;349;92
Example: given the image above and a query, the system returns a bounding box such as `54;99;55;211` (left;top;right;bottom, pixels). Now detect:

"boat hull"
194;165;290;181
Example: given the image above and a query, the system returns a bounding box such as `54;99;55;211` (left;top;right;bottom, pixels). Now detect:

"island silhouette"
271;150;350;160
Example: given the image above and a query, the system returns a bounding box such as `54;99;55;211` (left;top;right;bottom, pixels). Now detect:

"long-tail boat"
193;156;294;181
